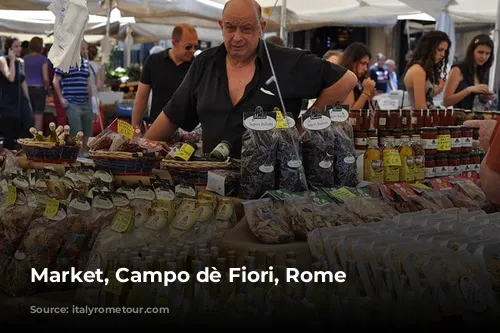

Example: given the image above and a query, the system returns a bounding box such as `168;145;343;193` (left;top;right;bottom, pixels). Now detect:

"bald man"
145;0;357;157
132;24;198;128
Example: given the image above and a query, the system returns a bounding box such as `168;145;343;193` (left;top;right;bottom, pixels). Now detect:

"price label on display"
383;151;402;167
111;210;133;233
437;134;451;151
5;186;16;205
117;119;134;139
274;111;288;129
104;270;122;295
329;187;356;202
43;198;60;218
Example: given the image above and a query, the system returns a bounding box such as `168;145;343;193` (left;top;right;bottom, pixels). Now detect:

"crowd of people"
0;36;103;154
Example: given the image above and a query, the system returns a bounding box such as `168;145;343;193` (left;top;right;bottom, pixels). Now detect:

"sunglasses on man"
182;43;199;51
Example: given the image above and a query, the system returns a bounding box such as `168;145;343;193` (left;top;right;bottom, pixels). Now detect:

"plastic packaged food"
332;122;357;187
275;127;307;192
243;199;294;244
239;129;277;199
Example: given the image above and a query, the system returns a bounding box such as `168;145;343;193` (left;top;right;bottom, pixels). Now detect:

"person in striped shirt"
53;41;92;156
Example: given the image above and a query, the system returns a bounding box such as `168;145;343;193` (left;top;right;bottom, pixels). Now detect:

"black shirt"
140;49;191;123
370;65;389;92
163;41;347;158
0;57;25;117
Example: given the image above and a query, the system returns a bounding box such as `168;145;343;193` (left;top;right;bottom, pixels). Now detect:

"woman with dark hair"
340;42;376;109
443;34;495;109
24;36;49;131
404;30;451;109
0;37;32;149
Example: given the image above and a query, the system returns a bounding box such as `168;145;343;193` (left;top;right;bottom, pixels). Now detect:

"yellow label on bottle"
111;210;134;233
364;159;384;183
117;119;134;139
104;270;122;295
43;198;60;218
5;186;16;205
384;166;400;182
275;111;288;129
437;134;451;151
383;150;402;167
175;143;196;161
400;156;415;182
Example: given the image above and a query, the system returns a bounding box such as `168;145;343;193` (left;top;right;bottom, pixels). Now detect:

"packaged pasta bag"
76;202;134;305
243;198;294;244
273;109;306;192
0;187;37;276
63;166;93;196
168;198;199;244
343;197;399;223
300;109;336;187
331;118;357;187
213;197;238;240
1;203;69;296
131;182;156;229
422;191;455;210
240;107;278;199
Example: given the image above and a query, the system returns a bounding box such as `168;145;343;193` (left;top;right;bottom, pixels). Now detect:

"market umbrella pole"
280;0;287;47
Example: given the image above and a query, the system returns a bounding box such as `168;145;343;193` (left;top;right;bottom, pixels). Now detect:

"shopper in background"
131;24;198;130
340;42;376;109
24;37;49;131
145;0;357;157
404;30;450;109
87;43;104;115
370;53;389;93
53;41;92;156
323;50;342;64
20;40;29;58
385;59;398;92
444;34;495;109
0;37;32;149
265;35;285;47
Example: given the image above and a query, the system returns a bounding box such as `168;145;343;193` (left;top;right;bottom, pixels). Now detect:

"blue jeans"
66;102;93;137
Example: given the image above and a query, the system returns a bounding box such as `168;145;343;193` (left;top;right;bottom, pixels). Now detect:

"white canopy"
0;0;498;30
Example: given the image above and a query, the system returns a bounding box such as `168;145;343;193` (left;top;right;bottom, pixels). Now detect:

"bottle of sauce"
437;126;451;153
382;136;401;184
425;156;436;179
175;142;198;161
399;135;415;183
210;140;232;161
435;154;449;177
411;134;425;181
363;136;384;183
450;126;462;154
421;127;437;156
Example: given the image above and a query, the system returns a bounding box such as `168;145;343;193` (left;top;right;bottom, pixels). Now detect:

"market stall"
0;104;498;326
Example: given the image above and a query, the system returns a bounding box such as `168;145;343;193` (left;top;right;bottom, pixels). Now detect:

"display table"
216;218;312;271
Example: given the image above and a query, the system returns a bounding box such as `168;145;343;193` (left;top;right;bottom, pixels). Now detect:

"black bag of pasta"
300;109;336;187
1;203;68;296
274;109;307;192
332;120;357;187
240;107;278;199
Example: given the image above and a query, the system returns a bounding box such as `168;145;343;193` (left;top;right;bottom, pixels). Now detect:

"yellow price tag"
111;210;133;233
5;186;16;205
437;134;451;151
43;198;60;218
175;143;196;161
104;270;123;295
117;119;134;139
383;150;402;167
329;187;356;201
411;182;432;190
275;111;288;129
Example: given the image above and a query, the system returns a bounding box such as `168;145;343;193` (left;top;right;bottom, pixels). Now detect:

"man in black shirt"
145;0;357;157
131;24;198;128
369;52;389;93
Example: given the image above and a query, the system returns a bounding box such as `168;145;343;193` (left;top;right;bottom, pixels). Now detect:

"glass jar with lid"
435;154;449;177
354;130;368;151
461;126;473;153
437;126;451;153
421;127;437;155
349;110;362;130
425;156;436;179
450;126;462;154
387;110;401;130
448;154;461;176
375;110;388;130
412;109;425;129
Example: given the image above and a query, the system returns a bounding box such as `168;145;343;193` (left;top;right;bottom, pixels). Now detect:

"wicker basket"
162;159;239;186
90;150;162;175
18;139;80;163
